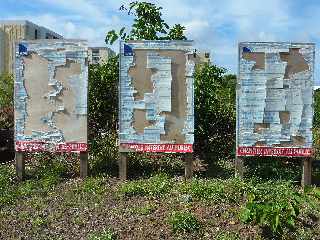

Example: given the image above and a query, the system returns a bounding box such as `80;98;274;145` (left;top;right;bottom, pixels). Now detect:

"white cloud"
184;20;209;37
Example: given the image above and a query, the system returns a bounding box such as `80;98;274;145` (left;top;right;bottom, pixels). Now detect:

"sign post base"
235;156;244;178
302;157;312;187
185;153;193;180
119;152;128;181
80;152;88;179
15;152;25;181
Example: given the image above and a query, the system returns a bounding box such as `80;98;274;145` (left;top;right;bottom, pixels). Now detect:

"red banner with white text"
120;143;193;153
237;147;312;157
15;141;88;153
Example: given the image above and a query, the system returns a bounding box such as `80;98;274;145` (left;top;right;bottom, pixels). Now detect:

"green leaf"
119;27;125;36
240;208;251;222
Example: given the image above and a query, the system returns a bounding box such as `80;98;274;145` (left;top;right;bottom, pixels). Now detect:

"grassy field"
0;156;320;240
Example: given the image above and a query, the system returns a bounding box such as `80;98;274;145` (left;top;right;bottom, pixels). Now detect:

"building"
0;20;63;74
198;52;211;64
88;47;115;65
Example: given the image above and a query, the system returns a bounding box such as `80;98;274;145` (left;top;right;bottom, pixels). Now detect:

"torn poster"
119;40;195;153
237;42;315;157
14;40;88;152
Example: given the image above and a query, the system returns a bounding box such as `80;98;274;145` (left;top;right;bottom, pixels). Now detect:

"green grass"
118;173;173;197
215;231;241;240
73;176;107;195
1;159;320;239
0;165;17;206
178;177;247;203
129;203;157;215
0;156;69;208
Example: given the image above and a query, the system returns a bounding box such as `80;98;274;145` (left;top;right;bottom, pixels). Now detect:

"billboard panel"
119;40;195;153
237;42;315;157
14;40;88;152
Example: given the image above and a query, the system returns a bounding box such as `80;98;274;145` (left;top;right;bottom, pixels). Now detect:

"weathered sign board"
237;42;315;157
14;40;88;152
119;40;195;153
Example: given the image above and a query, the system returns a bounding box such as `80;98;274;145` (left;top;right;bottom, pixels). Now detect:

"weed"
129;203;156;215
216;231;240;240
119;174;172;197
169;211;201;233
0;165;16;207
240;181;305;234
88;229;117;240
178;178;247;203
75;177;107;195
31;216;48;228
18;180;40;197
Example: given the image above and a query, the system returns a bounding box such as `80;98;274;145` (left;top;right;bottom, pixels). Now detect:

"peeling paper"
237;42;315;157
119;40;195;152
14;40;88;152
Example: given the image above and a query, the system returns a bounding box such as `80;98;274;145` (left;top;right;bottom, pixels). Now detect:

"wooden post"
235;156;244;178
185;153;193;180
16;152;25;181
302;157;312;187
80;152;88;179
119;152;128;180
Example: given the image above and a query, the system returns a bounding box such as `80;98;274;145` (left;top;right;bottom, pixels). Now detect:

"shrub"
88;57;118;138
240;181;306;234
0;73;14;129
89;132;119;176
23;153;75;192
127;152;185;178
314;88;320;128
244;157;302;182
0;73;14;109
169;211;201;233
0;106;13;129
194;65;236;161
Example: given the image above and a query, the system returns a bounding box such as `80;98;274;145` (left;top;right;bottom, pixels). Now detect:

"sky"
1;0;319;83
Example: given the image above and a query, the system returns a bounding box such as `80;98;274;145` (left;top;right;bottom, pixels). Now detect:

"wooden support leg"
235;156;244;178
119;152;128;181
16;152;25;181
185;153;193;180
302;157;312;187
80;152;88;179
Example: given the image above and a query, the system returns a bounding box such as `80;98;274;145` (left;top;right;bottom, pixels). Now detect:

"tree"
314;88;320;128
0;73;14;129
88;57;118;137
105;1;187;45
0;73;14;109
194;66;236;160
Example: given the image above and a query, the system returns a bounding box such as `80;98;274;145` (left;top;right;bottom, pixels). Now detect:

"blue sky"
1;0;319;83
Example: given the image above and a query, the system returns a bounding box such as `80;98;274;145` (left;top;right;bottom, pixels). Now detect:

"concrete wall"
0;20;62;74
88;47;115;65
0;23;26;74
24;21;61;40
